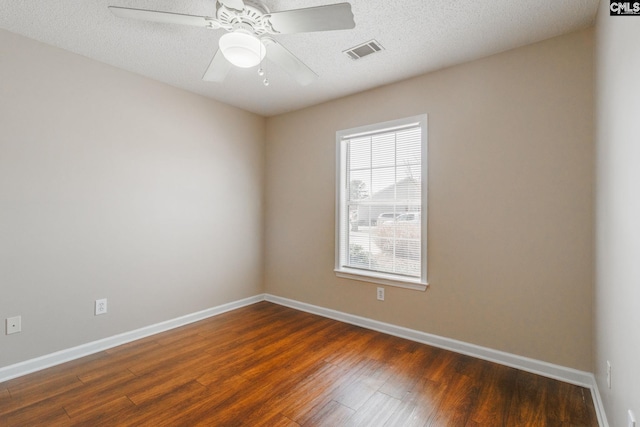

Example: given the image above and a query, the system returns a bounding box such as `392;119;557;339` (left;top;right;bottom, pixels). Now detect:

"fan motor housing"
217;0;273;35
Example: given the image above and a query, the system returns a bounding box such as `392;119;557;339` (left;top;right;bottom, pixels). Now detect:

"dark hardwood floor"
0;302;598;426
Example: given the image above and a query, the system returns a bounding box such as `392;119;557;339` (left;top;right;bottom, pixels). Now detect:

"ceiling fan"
108;0;356;86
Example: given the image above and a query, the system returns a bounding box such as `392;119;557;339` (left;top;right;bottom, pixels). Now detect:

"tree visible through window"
335;115;427;289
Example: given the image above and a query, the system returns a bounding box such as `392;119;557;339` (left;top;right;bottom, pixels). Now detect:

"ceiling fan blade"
263;38;318;86
218;0;245;11
108;6;218;28
202;49;232;82
266;3;355;34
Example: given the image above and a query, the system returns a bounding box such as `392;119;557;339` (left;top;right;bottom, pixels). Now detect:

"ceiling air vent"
344;40;384;60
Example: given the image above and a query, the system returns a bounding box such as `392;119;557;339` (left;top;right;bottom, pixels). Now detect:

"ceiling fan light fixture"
219;31;266;68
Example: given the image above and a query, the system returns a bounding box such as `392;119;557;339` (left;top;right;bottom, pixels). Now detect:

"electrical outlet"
6;316;21;335
607;360;612;389
95;298;108;316
377;287;384;301
629;410;636;427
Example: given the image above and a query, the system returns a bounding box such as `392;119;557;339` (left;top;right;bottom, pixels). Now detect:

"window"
335;115;427;290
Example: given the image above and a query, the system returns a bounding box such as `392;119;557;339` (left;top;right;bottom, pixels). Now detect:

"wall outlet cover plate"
95;299;108;315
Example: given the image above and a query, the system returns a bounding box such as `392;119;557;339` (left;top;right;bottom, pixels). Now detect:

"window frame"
334;115;428;291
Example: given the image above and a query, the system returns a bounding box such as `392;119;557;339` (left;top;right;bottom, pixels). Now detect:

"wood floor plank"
3;351;108;388
583;388;600;426
378;345;437;400
333;358;390;411
0;302;599;427
125;371;202;406
466;362;519;426
266;362;353;424
0;387;10;409
198;360;321;426
79;341;162;383
66;396;135;426
124;340;212;376
237;316;336;381
0;381;74;426
323;326;379;368
303;399;355;426
348;391;403;426
1;370;85;416
195;310;325;387
384;376;447;426
143;375;257;426
74;380;207;426
59;369;138;418
132;380;213;425
1;396;72;426
506;370;552;426
422;347;459;383
426;371;481;426
251;412;301;427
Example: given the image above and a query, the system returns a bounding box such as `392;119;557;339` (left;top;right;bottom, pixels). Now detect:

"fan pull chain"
258;40;269;86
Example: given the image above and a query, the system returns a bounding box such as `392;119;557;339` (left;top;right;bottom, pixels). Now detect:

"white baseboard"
0;292;608;426
264;294;608;426
589;376;610;427
0;294;265;383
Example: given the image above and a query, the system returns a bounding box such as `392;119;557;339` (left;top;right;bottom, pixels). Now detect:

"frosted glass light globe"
219;31;266;68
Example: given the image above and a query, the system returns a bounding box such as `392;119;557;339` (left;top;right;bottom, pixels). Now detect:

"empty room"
1;0;638;425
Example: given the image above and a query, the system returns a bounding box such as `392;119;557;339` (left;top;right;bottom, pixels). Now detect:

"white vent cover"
344;40;384;60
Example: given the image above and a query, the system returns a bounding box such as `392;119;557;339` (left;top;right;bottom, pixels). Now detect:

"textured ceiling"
0;0;599;116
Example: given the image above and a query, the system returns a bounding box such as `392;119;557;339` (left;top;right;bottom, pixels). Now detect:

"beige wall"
0;30;265;368
595;1;640;424
265;29;594;371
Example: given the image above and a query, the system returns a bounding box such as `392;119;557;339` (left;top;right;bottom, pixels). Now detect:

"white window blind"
335;115;427;290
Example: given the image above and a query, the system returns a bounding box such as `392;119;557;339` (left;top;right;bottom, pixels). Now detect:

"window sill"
335;268;428;291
